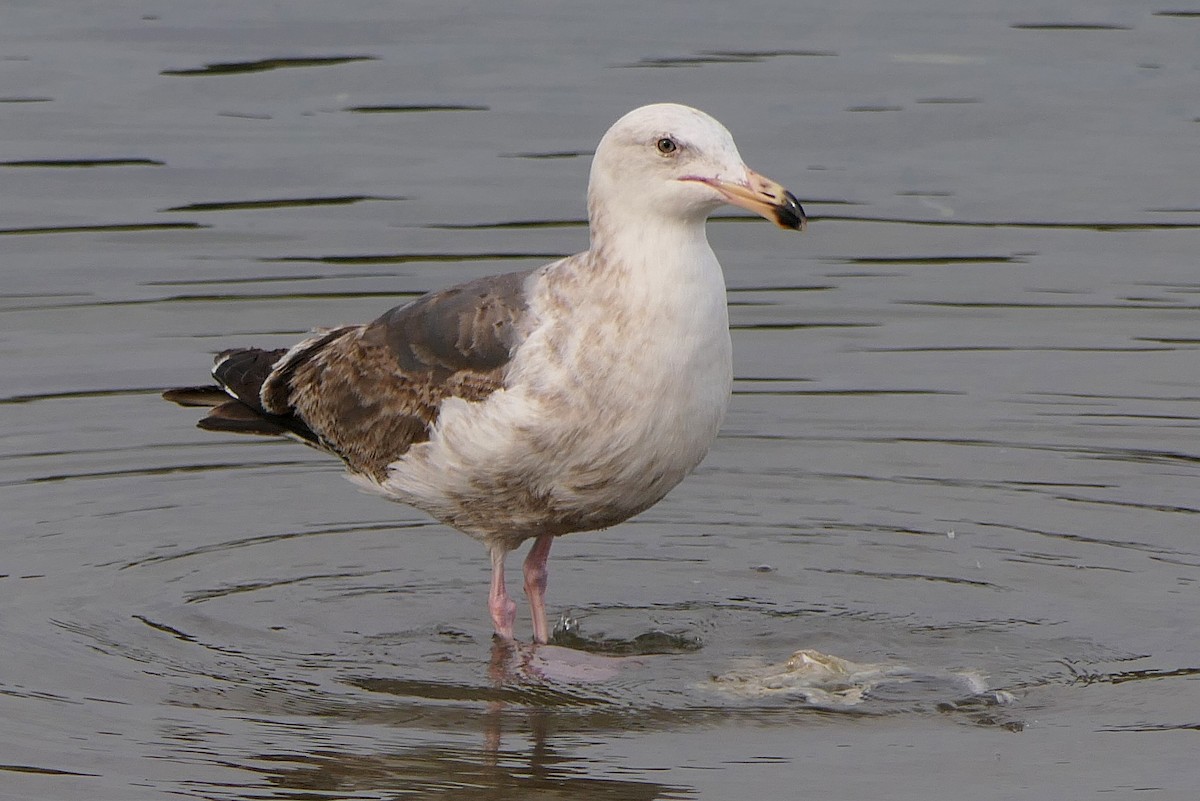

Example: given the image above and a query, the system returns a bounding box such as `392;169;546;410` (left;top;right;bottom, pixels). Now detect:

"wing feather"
164;269;535;480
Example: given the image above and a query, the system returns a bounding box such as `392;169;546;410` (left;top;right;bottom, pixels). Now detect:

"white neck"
586;194;726;309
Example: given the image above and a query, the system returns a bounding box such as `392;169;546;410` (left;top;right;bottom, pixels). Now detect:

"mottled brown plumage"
169;270;533;481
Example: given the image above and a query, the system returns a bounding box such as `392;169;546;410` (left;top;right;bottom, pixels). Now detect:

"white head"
587;103;805;239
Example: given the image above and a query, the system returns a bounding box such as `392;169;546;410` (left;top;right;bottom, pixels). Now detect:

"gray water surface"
2;2;1199;799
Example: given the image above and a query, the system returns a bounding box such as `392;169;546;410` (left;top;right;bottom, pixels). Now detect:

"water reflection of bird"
164;103;804;644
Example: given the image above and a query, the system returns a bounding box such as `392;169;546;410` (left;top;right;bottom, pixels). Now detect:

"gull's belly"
541;350;731;521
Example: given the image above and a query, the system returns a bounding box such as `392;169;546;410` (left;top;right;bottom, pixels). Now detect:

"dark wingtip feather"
163;386;229;407
212;347;289;413
197;401;292;437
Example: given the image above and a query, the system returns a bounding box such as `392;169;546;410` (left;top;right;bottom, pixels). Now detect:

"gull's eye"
655;137;679;155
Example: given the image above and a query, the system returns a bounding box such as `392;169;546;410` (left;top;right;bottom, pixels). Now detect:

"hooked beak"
683;168;806;231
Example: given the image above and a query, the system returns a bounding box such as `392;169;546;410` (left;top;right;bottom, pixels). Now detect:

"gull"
164;103;805;643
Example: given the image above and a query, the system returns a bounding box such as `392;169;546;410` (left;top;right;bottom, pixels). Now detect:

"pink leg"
488;545;517;641
523;533;555;644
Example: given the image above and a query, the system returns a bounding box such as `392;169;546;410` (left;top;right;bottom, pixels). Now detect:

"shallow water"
2;1;1199;799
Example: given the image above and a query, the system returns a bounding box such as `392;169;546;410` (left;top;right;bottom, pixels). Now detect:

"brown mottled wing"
259;269;533;479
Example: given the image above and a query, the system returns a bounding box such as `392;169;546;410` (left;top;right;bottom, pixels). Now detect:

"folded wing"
164;269;534;480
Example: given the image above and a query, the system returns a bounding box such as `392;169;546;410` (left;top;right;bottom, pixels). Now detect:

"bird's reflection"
217;639;683;799
238;744;680;800
220;646;672;799
483;636;637;766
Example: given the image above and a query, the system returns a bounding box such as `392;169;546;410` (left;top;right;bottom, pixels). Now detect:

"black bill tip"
775;190;807;231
